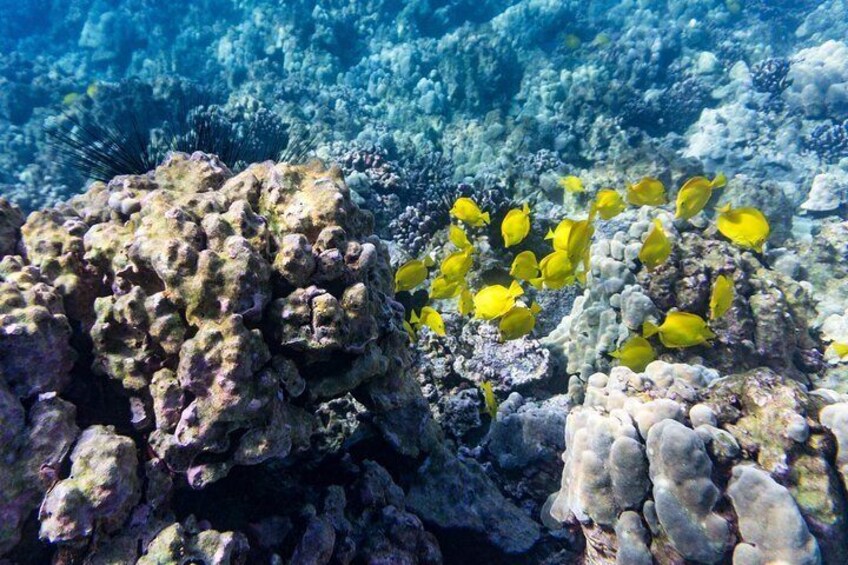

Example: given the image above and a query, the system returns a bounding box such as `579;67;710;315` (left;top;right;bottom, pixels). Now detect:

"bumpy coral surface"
547;361;846;564
0;152;459;562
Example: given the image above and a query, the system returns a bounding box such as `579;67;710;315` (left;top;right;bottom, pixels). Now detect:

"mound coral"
0;151;450;557
547;361;844;564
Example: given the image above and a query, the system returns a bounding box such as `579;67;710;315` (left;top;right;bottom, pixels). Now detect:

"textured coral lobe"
0;152;452;561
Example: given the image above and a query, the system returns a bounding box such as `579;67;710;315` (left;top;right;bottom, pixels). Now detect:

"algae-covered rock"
138;519;249;565
0;152;455;562
0;255;75;397
39;425;140;545
14;153;437;489
0;392;78;554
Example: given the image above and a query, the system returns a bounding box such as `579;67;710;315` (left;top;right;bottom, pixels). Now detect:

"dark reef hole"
430;525;535;565
63;319;134;435
1;511;54;565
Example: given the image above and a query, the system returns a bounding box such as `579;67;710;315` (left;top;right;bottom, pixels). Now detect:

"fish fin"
711;173;727;189
522;202;530;214
422;255;435;268
508;280;524;298
481;212;491;225
529;277;545;290
530;301;542;315
716;203;732;214
588;202;598;223
545;228;554;240
642;321;659;338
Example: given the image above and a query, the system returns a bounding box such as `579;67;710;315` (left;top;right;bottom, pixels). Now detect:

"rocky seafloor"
2;0;848;564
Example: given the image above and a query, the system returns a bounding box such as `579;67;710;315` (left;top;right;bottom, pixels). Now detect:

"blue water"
1;0;840;214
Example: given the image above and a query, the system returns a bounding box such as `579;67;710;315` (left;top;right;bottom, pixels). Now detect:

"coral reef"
0;152;557;564
2;1;848;564
544;207;819;383
547;362;844;564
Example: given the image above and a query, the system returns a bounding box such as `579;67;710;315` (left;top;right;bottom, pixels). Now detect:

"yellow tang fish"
450;197;490;227
473;281;524;320
546;219;575;252
675;173;727;220
430;275;463;299
559;175;584;193
565;218;594;271
533;250;574;290
643;311;715;349
832;343;848;359
564;34;582;50
480;381;499;420
458;286;474;316
62;92;80;106
709;274;734;320
395;260;428;292
592;189;626;220
510;250;540;282
449;225;473;249
638;219;671;271
501;203;531;248
410;306;446;336
499;305;537;340
716;204;770;253
627;177;667;206
593;32;611;47
610;335;656;372
440;248;473;281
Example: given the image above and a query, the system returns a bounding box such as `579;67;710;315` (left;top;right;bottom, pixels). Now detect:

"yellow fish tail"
711;173;727;189
643;320;660;338
529;277;545;290
481;212;491;225
508;280;524;298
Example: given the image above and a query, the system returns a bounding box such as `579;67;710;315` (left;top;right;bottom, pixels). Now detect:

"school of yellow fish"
390;170;845;378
